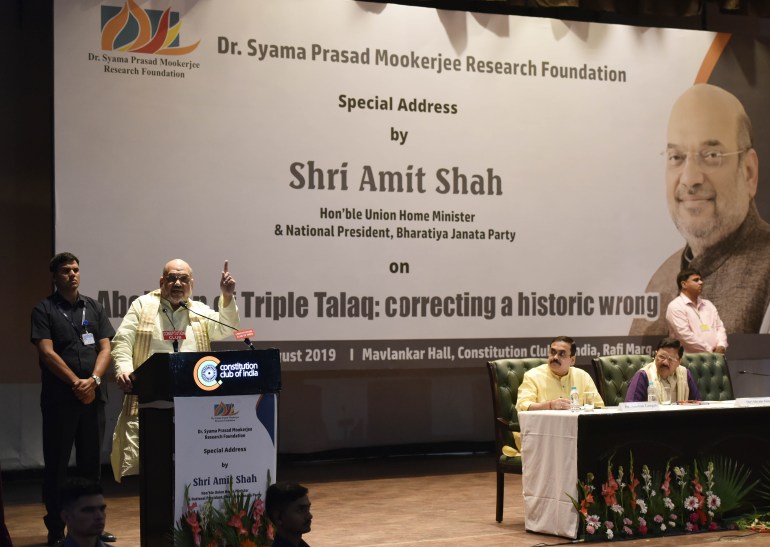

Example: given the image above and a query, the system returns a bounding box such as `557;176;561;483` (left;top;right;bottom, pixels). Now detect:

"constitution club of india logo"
95;0;201;78
194;356;222;392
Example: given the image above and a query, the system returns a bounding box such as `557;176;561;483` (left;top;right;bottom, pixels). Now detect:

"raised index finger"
223;260;229;274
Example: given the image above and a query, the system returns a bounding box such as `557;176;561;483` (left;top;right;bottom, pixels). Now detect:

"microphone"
739;370;770;377
179;300;256;350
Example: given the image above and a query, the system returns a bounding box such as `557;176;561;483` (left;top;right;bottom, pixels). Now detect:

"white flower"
586;515;601;528
636;499;648;514
685;496;700;510
663;497;675;510
668;521;676;528
673;466;685;477
707;494;721;510
606;529;614;540
660;523;667;532
611;504;624;514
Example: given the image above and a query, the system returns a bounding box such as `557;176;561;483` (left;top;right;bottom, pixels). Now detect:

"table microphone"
179;301;257;350
738;370;770;377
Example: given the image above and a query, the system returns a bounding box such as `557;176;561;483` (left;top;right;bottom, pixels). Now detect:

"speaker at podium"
130;348;281;547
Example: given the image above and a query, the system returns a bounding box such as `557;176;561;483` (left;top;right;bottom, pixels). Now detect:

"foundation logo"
213;402;239;417
194;356;222;392
101;0;200;55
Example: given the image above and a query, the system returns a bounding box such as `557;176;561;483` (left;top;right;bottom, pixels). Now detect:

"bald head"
162;259;192;278
665;84;758;255
668;84;752;152
160;259;194;308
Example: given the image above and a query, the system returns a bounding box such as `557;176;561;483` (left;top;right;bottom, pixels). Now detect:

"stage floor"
3;453;770;546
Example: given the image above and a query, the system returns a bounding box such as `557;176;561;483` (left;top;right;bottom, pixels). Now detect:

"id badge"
82;332;95;345
700;324;711;332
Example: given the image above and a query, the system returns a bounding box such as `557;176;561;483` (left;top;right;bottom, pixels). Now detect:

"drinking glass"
584;391;595;412
661;386;672;405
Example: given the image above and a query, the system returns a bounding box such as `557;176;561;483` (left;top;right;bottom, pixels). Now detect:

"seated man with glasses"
516;336;604;411
110;259;240;481
625;338;701;403
630;83;770;336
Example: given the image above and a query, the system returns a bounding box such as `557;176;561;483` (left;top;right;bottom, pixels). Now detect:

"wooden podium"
131;349;281;547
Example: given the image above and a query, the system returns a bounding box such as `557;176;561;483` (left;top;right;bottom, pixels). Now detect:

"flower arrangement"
568;453;759;541
174;473;274;547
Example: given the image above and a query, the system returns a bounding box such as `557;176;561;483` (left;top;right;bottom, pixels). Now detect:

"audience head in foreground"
266;482;312;547
59;478;107;547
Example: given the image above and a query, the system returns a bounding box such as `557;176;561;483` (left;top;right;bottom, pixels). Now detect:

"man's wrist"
91;374;101;386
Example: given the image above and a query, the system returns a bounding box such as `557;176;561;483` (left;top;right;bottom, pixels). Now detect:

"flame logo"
214;402;239;417
101;0;200;55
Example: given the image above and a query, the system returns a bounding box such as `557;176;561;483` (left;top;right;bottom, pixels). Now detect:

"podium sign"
132;349;281;547
174;393;278;522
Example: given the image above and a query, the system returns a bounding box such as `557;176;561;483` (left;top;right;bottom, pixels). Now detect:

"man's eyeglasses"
664;149;747;173
164;274;191;284
655;353;679;365
549;349;571;359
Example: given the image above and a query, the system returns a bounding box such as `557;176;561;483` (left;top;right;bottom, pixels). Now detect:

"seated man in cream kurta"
110;259;240;481
625;337;701;403
516;336;604;412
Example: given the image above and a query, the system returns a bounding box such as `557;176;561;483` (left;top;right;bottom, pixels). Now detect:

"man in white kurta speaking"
110;259;240;480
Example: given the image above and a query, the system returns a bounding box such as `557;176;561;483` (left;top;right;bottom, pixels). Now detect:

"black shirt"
30;292;115;403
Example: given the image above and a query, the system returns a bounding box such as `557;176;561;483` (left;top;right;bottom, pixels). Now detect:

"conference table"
518;401;770;538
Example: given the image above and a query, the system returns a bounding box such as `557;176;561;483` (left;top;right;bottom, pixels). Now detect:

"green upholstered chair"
486;358;546;522
681;352;733;401
591;355;650;406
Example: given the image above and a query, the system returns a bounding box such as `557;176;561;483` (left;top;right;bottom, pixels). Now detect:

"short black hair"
551;335;576;357
265;482;308;522
656;337;684;359
59;477;103;510
50;252;79;273
676;268;701;292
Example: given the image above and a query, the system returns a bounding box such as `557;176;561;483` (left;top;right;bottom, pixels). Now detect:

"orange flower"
227;509;248;536
602;472;618;507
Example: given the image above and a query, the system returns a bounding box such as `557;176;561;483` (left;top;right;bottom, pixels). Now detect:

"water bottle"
647;380;658;404
570;386;580;412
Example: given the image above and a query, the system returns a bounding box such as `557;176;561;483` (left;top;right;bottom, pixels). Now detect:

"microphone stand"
179;300;256;350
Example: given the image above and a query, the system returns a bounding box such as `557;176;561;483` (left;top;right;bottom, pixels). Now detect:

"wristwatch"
91;374;101;386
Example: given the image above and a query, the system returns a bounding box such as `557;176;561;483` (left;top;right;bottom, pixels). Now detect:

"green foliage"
708;456;759;515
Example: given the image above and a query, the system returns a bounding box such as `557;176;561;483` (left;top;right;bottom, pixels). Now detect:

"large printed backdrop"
53;0;769;370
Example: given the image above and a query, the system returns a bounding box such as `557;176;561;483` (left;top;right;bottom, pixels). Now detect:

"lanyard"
56;300;89;334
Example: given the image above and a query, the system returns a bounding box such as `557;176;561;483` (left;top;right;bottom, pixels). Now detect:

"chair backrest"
681;352;733;401
592;355;650;406
486;359;547;448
